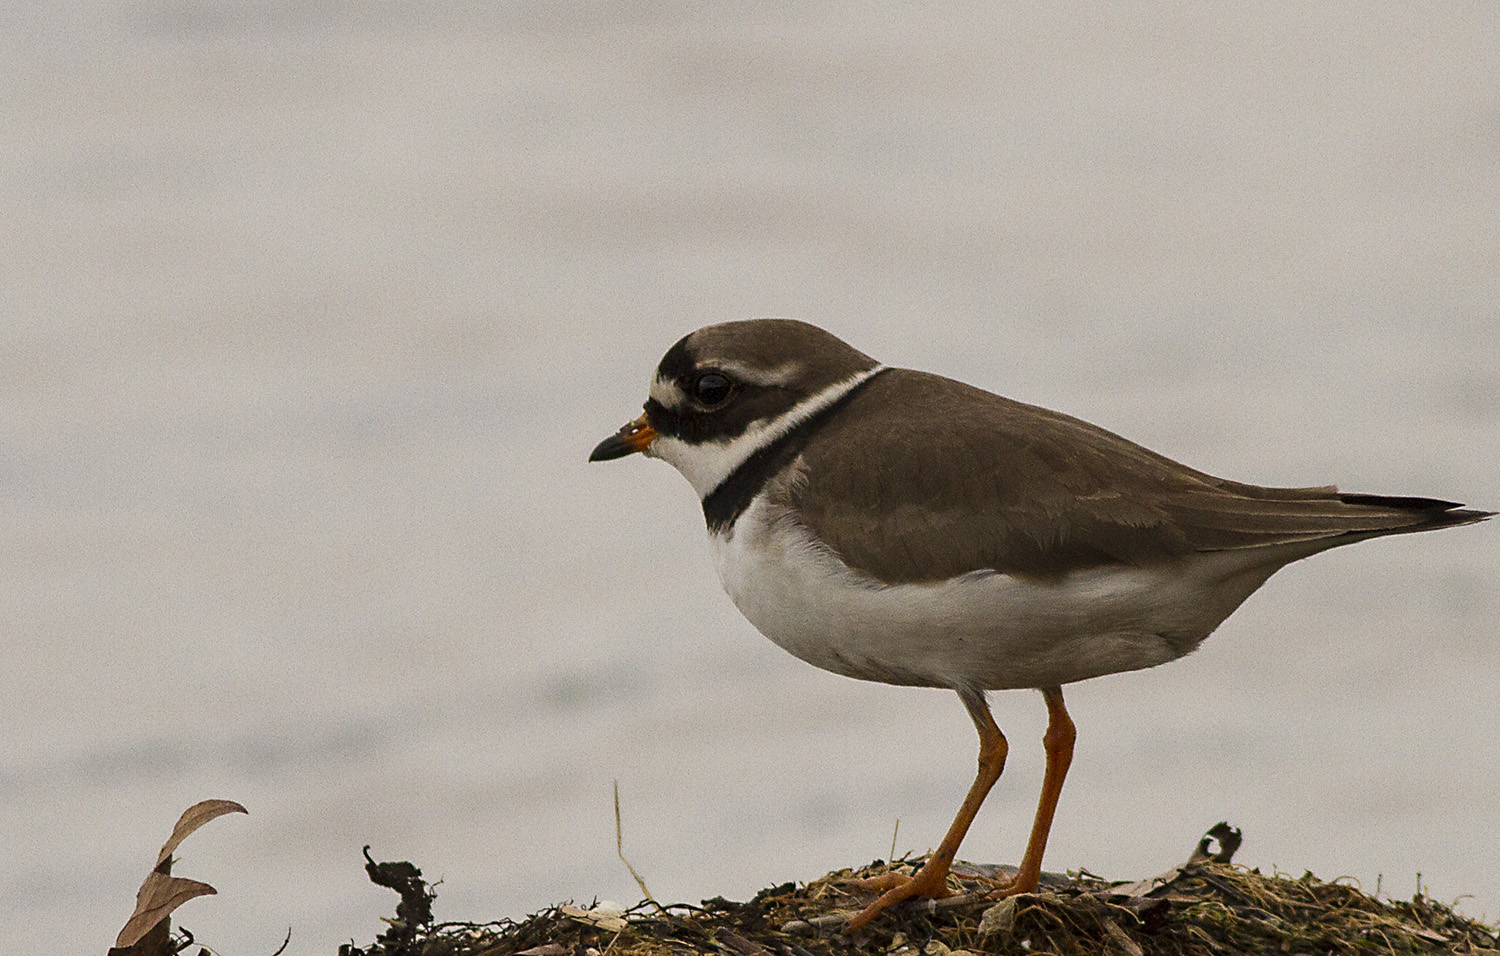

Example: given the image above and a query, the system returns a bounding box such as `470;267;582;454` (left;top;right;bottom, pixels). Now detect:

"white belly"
712;498;1271;691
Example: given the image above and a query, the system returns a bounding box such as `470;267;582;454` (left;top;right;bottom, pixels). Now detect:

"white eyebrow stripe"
646;365;886;499
654;359;802;406
709;358;804;387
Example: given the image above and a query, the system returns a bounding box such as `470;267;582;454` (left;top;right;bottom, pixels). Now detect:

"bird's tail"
1333;493;1493;535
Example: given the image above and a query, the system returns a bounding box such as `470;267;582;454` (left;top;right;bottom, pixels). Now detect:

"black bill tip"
589;414;656;462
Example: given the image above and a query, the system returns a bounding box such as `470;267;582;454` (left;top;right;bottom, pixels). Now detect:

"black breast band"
701;369;887;534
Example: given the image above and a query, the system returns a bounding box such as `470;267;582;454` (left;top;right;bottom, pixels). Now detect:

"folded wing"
787;370;1490;584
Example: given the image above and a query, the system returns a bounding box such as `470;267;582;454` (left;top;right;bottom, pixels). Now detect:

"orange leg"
847;688;1009;930
989;685;1075;898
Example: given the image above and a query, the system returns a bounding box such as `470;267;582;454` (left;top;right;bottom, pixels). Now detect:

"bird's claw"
844;864;956;930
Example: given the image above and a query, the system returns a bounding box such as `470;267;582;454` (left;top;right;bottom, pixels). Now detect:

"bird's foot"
846;870;917;893
845;859;956;931
982;868;1040;900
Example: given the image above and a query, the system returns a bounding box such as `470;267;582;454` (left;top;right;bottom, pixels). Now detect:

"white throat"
646;366;885;499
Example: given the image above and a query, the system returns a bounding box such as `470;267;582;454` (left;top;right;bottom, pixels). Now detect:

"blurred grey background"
3;3;1498;952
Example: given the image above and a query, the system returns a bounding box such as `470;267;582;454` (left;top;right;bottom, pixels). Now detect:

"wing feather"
780;370;1487;583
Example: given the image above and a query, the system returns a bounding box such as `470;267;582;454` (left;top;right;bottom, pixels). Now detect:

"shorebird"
589;319;1489;929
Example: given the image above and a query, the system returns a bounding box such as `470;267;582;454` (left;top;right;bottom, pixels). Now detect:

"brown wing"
782;369;1487;584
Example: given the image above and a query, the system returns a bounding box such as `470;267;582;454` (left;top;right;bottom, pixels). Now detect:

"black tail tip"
1338;493;1493;525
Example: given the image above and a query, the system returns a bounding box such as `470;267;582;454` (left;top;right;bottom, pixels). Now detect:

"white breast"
711;497;1275;691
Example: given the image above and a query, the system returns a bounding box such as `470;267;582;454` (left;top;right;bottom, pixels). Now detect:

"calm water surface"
3;4;1498;952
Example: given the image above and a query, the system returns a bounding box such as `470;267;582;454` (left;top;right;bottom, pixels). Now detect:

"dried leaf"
559;904;629;934
976;897;1018;937
154;799;248;871
112;799;248;950
1101;917;1144;956
114;874;217;949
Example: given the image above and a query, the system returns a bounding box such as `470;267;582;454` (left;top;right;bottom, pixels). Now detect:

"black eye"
693;372;733;406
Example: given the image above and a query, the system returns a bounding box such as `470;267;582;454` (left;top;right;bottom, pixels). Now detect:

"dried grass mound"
340;829;1498;956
